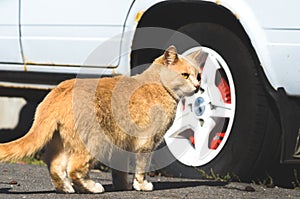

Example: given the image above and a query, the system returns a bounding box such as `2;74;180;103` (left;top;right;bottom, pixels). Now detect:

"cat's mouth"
194;85;200;93
190;78;201;93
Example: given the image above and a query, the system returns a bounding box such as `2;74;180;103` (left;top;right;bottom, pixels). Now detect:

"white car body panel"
117;0;164;75
20;0;132;67
0;0;299;96
0;0;22;63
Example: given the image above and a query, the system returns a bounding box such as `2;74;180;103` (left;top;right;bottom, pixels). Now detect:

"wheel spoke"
194;118;216;154
165;106;197;139
201;56;220;87
201;56;227;108
210;104;234;118
207;84;226;108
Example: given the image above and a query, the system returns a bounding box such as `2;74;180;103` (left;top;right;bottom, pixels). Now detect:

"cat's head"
154;45;207;98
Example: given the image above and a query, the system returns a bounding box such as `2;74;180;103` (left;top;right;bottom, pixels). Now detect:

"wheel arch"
136;1;247;39
130;1;271;82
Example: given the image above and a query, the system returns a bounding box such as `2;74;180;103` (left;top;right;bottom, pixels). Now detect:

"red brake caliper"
210;132;226;149
209;76;231;149
218;77;231;104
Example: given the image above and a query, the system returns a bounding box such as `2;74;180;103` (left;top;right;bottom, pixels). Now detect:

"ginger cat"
0;46;204;193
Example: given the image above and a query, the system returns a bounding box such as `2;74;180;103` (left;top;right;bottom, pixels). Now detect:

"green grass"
292;169;300;189
10;156;46;166
195;167;240;182
255;174;275;188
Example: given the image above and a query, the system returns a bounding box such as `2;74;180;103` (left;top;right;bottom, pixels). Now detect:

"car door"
20;0;133;67
0;0;23;64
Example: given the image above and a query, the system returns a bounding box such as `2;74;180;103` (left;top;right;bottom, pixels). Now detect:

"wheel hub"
194;97;206;116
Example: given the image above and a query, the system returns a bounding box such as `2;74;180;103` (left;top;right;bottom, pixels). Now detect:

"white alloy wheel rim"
164;47;236;166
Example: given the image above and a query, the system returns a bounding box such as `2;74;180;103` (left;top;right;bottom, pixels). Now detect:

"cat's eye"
181;73;190;79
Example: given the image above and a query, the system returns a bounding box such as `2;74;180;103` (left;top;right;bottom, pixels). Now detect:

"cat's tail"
0;97;58;162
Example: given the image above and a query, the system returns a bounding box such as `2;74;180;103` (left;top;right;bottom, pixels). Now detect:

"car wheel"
131;23;281;180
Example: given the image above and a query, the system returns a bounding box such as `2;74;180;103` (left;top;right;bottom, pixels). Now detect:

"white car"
0;0;299;181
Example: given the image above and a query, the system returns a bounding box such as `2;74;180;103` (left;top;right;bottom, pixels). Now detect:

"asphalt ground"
0;163;299;199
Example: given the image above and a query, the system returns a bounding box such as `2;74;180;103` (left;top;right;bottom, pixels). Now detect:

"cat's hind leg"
67;152;104;193
42;132;75;193
133;173;154;191
133;153;153;191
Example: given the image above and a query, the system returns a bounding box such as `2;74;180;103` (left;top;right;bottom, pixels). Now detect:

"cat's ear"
163;45;178;65
187;48;208;68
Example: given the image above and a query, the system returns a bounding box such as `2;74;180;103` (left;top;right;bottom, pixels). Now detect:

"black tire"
131;23;281;181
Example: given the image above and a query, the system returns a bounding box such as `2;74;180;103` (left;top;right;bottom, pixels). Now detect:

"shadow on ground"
0;180;227;195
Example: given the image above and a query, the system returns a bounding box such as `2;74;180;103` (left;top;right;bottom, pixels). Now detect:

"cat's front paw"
92;182;105;193
55;186;75;194
133;179;153;191
55;182;75;194
75;181;105;193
